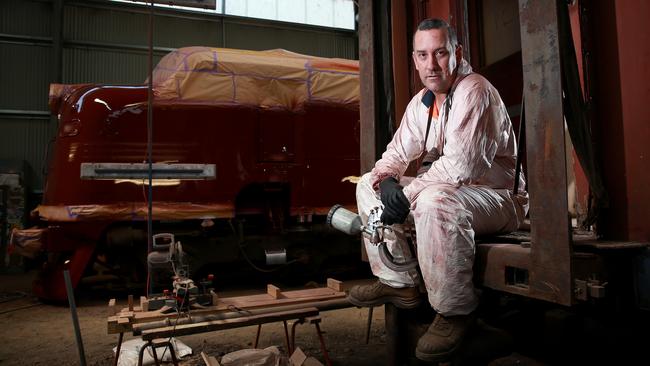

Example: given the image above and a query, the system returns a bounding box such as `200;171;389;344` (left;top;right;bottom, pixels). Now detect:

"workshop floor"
0;271;578;366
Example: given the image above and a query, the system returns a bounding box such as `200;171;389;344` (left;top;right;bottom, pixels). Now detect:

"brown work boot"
415;312;477;362
347;280;421;309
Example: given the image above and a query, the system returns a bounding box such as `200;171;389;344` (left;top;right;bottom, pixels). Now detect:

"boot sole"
347;294;422;309
414;321;475;363
414;342;462;363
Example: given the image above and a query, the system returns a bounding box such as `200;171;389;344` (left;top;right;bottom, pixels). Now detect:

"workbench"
107;278;353;366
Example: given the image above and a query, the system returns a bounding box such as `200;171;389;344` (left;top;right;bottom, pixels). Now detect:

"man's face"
412;28;462;94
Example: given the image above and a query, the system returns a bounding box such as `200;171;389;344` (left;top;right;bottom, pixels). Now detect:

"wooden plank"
223;287;338;303
267;284;283;299
110;308;239;334
108;286;347;334
108;299;117;316
141;307;319;340
140;296;149;312
128;295;134;311
118;317;130;325
219;293;345;311
201;351;221;366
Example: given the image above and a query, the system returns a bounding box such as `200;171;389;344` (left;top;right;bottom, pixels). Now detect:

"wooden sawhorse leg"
253;321;292;354
290;316;332;366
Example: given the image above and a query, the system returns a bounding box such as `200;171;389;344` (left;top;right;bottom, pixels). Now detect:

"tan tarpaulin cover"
152;46;360;110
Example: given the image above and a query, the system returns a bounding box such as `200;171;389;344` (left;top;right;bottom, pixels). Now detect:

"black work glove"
379;177;411;225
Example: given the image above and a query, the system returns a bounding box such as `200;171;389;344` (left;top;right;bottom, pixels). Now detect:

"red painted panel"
44;86;359;216
613;0;650;241
569;1;590;220
589;0;650;240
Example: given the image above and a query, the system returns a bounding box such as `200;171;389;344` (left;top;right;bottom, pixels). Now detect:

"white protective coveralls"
357;60;528;316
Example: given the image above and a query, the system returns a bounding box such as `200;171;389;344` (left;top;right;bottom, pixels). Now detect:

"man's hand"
379;177;410;225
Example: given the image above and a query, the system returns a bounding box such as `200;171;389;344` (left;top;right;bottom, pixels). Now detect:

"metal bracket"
574;279;588;301
574;278;607;301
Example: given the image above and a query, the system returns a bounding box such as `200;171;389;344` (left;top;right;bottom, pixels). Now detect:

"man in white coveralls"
348;18;528;362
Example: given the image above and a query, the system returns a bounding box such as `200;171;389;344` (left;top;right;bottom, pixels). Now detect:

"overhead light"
114;178;181;187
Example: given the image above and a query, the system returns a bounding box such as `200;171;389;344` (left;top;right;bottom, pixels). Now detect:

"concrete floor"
0;271;391;365
2;270;646;365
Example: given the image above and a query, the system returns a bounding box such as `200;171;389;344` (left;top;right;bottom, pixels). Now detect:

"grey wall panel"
153;15;222;48
0;43;53;111
0;117;57;190
0;0;52;38
63;47;162;84
310;33;356;59
224;22;356;59
64;4;149;46
65;4;222;49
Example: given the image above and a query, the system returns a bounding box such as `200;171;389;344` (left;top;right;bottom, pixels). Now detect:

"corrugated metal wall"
0;0;358;191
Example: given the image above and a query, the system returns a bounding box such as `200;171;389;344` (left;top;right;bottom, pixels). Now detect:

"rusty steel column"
358;0;377;174
518;0;572;306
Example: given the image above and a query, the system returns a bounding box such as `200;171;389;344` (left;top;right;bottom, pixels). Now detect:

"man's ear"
411;51;419;71
455;44;463;63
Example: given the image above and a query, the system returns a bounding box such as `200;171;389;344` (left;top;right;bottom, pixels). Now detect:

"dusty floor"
2;270;647;366
0;271;394;366
0;271;545;366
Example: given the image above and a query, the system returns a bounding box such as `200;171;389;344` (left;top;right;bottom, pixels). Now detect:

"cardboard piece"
289;347;324;366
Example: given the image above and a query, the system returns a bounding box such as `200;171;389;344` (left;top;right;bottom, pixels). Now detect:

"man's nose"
426;55;441;72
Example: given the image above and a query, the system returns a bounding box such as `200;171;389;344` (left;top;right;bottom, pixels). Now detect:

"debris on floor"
112;337;192;366
220;346;281;366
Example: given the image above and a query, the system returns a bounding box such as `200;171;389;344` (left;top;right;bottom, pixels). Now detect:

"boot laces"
367;280;385;294
433;314;451;332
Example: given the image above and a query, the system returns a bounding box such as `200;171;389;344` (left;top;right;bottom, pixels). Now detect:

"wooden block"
108;299;117;316
140;296;149;312
326;278;352;292
326;278;342;292
201;351;221;366
210;290;219;305
128;295;134;311
267;284;283;299
117;317;130;325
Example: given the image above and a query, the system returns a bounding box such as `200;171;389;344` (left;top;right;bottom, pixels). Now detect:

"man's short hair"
415;18;458;49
